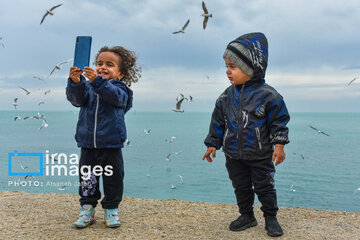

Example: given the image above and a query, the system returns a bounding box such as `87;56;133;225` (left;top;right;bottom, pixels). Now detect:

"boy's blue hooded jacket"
204;32;290;160
66;75;133;148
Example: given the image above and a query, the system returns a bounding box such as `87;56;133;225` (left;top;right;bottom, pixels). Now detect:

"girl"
66;46;141;228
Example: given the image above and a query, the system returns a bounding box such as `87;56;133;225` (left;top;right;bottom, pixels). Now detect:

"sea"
1;111;359;212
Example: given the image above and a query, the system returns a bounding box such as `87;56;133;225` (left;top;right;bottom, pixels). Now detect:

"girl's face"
96;51;124;80
224;58;251;85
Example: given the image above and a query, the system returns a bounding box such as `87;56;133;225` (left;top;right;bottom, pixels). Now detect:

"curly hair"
93;46;141;86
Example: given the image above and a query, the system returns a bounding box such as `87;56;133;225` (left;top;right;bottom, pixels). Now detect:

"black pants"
78;148;124;209
225;157;278;217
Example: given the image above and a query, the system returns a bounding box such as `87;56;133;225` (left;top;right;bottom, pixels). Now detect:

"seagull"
47;59;72;78
58;185;66;191
18;86;31;95
165;136;176;143
201;1;212;30
292;152;304;160
124;139;131;146
0;37;4;47
38;101;46;106
37;119;48;131
144;129;151;134
173;94;186;112
33;76;46;83
348;77;359;86
177;175;183;183
12;98;18;109
171;184;176;189
44;89;51;95
165;154;171;161
189;95;193;102
173;19;190;34
14;116;22;121
40;4;63;25
20;165;28;170
309;125;330;136
174;151;182;155
290;184;296;192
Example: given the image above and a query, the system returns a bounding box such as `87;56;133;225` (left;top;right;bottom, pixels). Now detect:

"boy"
202;32;290;237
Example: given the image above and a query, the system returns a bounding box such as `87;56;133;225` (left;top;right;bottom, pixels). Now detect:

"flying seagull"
201;1;212;30
0;37;4;47
309;125;330;136
292;152;304;160
348;77;359;86
173;94;186;112
40;4;63;24
18;86;31;95
12;98;18;109
173;19;190;34
290;184;296;192
44;89;51;95
33;76;46;83
144;129;151;134
37;119;48;131
47;59;72;78
14;116;22;121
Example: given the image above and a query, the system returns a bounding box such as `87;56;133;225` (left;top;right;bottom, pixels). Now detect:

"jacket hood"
229;32;268;82
110;79;133;113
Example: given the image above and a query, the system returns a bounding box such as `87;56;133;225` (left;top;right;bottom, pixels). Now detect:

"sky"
1;0;360;112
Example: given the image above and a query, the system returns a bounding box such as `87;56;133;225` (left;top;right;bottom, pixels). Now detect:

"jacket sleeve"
90;76;129;109
267;96;290;145
66;75;89;107
204;94;226;150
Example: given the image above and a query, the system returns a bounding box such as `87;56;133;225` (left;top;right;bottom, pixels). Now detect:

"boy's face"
224;58;251;85
96;51;124;80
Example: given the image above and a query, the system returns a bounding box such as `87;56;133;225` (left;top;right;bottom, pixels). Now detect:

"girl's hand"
69;67;82;83
272;144;285;166
83;67;98;82
202;147;216;162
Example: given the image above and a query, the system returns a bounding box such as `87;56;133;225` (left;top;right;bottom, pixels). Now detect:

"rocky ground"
0;191;359;239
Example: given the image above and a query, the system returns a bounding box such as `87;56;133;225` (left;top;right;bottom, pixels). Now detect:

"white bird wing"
182;19;190;31
50;3;63;11
18;86;30;94
203;16;209;29
47;66;57;77
202;1;208;14
309;125;319;131
40;12;49;24
175;97;185;110
348;77;358;85
59;59;72;66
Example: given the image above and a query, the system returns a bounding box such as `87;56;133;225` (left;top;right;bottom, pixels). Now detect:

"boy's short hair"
223;42;254;77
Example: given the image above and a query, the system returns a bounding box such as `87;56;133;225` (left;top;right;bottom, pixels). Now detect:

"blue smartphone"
73;36;92;70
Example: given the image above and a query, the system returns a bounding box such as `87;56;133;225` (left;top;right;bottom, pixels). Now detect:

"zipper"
93;94;99;148
255;127;262;150
238;84;245;159
223;117;228;150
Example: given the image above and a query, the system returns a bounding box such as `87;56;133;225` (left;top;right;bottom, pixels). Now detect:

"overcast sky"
1;0;360;112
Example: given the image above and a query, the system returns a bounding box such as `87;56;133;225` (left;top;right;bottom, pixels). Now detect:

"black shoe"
229;212;258;231
265;216;284;237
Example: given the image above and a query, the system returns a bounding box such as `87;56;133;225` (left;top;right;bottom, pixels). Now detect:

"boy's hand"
202;147;216;162
83;67;98;82
272;144;285;166
69;66;82;83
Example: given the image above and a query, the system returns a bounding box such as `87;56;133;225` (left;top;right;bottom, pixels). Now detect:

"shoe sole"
74;217;96;229
266;229;284;237
229;219;258;231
